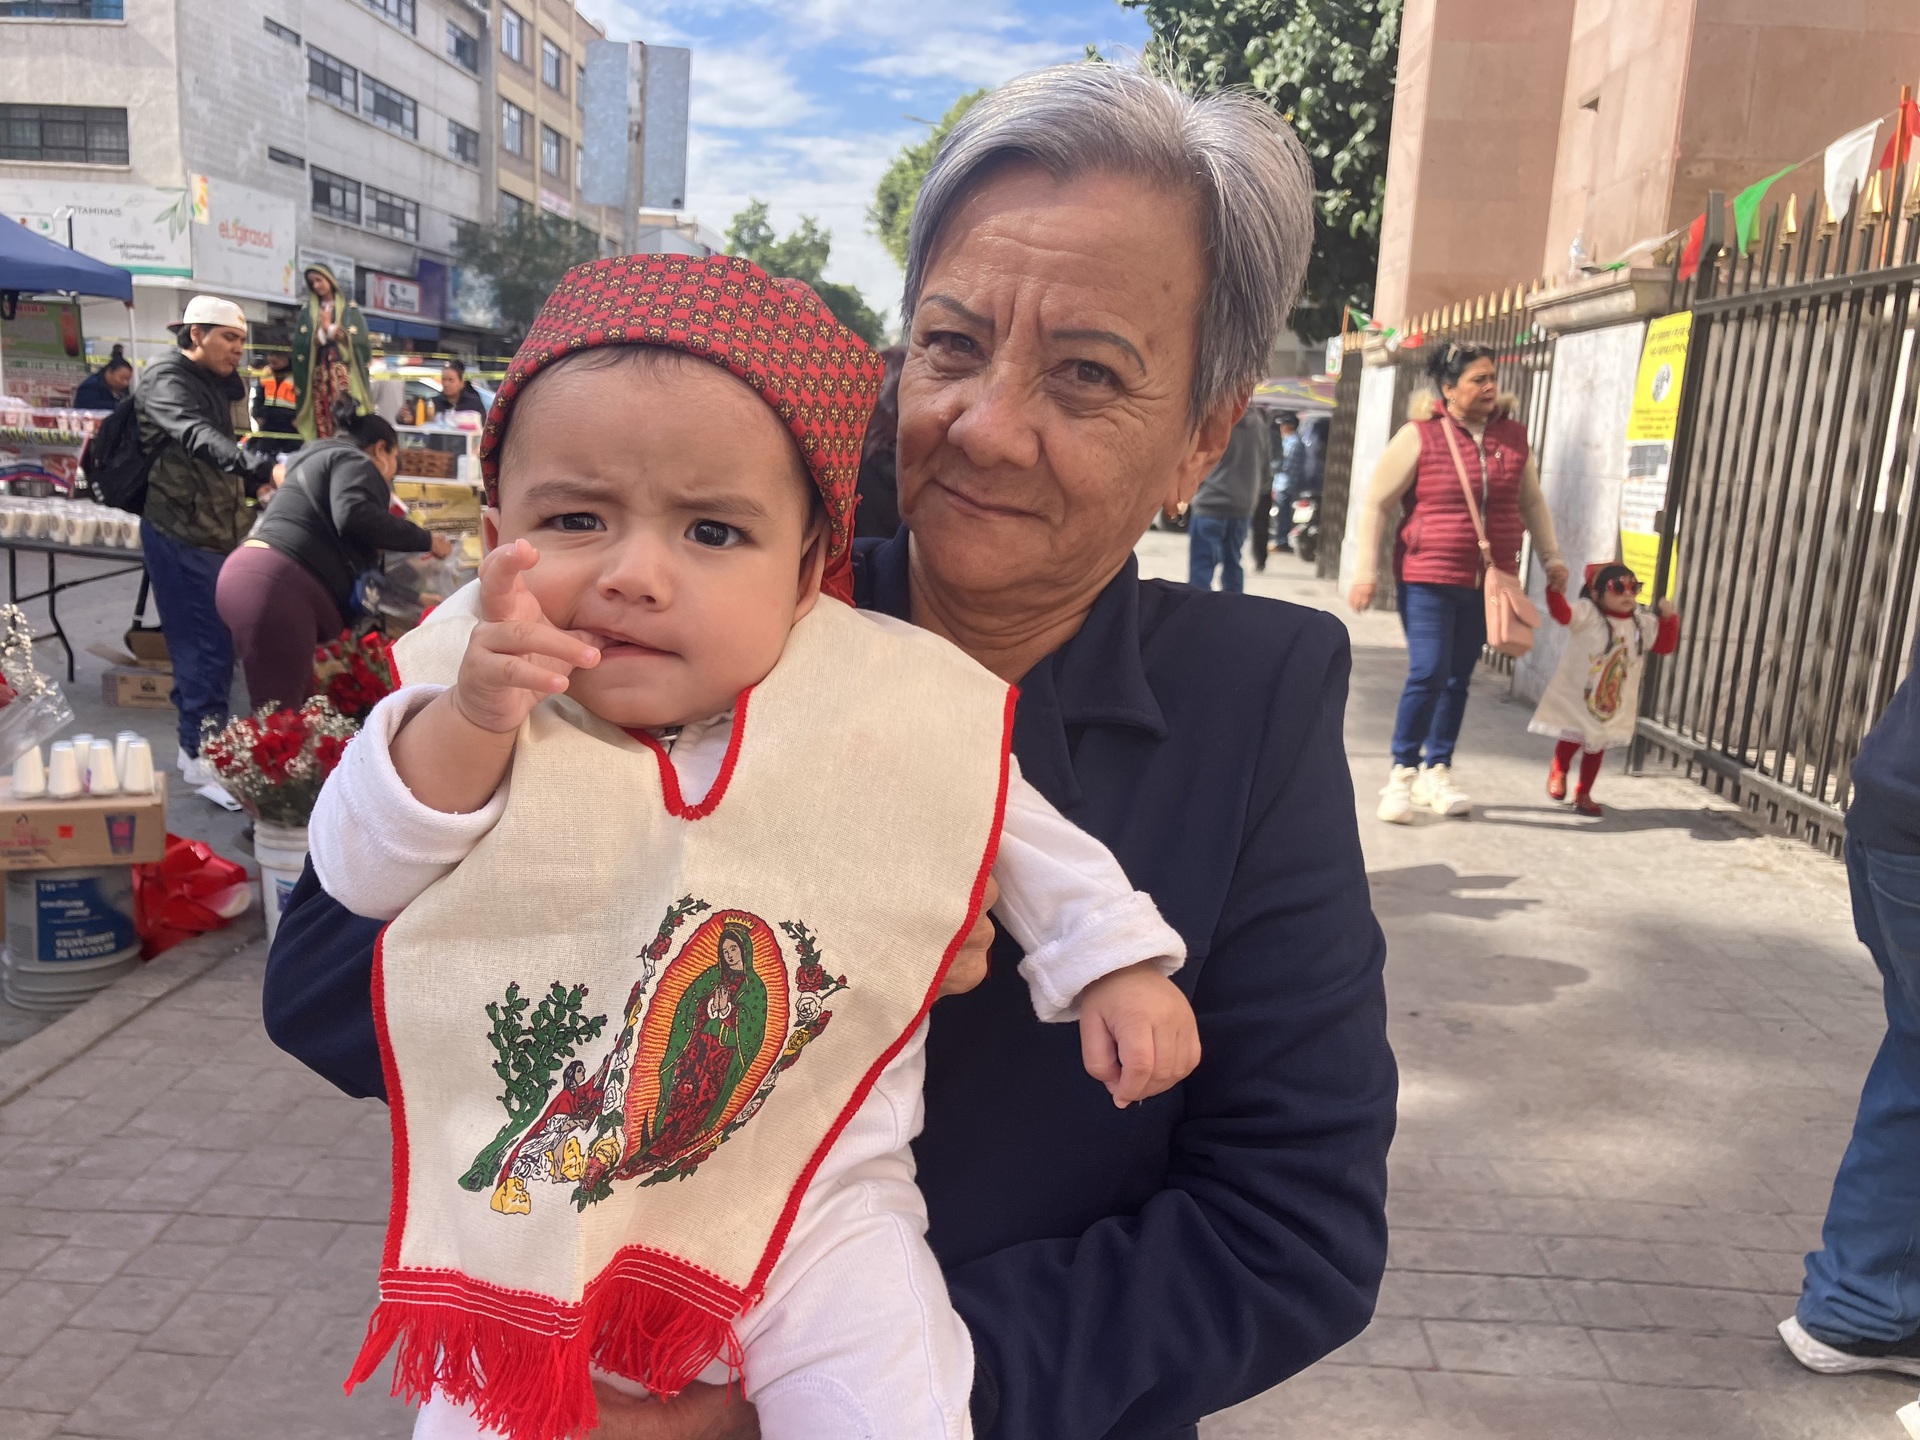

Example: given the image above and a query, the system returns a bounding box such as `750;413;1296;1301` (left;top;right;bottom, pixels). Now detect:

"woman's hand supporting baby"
1078;962;1201;1108
391;539;601;813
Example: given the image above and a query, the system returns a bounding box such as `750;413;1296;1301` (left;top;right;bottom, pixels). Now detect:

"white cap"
168;295;249;333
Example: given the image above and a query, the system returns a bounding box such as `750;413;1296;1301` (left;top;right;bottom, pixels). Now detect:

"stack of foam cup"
45;742;80;799
12;744;45;798
85;740;118;796
121;738;155;795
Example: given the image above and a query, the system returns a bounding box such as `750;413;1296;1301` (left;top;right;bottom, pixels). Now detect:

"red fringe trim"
347;1273;745;1440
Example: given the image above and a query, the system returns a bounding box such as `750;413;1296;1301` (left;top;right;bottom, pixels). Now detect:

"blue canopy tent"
0;213;136;403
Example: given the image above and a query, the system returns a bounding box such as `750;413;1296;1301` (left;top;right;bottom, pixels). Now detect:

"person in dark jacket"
135;295;278;782
216;414;446;711
261;64;1393;1440
1187;406;1270;592
432;359;488;420
73;345;132;410
1780;632;1920;1382
853;344;905;539
251;349;302;456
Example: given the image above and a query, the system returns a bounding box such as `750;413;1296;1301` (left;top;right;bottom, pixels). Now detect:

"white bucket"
255;822;308;944
3;866;141;1013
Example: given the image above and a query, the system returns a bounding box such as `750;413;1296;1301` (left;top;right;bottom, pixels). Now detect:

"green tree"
725;200;887;348
454;210;605;343
458;981;608;1192
1120;0;1402;342
868;90;987;270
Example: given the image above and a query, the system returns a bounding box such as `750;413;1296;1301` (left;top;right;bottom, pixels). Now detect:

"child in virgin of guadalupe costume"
310;254;1198;1440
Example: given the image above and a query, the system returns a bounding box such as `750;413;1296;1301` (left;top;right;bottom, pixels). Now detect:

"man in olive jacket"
135;295;276;780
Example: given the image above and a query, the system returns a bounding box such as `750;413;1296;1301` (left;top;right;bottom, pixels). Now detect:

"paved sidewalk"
0;536;1902;1437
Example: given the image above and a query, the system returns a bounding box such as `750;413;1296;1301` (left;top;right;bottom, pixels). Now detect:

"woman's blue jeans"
1798;838;1920;1344
1390;582;1486;769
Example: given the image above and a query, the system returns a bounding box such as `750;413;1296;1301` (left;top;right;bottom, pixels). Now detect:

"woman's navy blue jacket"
261;529;1396;1440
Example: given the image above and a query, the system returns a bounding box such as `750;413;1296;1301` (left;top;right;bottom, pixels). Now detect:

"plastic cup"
69;733;92;757
86;740;117;795
121;738;155;795
114;731;138;777
46;742;80;800
12;745;44;798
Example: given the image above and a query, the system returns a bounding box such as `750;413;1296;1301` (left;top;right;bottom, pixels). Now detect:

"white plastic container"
255;821;308;944
2;865;141;1012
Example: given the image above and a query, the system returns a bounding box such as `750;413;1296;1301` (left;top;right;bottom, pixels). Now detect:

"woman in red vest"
1348;343;1569;823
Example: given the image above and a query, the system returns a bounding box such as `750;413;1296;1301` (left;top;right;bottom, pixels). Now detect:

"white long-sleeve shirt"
313;681;1185;1440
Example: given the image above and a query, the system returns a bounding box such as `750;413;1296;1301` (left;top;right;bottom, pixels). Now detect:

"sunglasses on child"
1601;575;1640;596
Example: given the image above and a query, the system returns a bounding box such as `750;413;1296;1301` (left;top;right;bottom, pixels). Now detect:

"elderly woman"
1348;342;1569;823
263;63;1393;1440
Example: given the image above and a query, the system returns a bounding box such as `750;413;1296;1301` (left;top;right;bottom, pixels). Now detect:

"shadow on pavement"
1368;863;1539;921
1472;802;1754;843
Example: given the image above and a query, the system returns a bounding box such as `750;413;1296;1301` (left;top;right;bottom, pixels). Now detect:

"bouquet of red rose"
200;698;357;827
311;628;398;725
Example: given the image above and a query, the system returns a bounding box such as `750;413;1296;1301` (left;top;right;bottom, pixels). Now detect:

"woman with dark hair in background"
433;358;488;420
1348;341;1570;823
215;413;446;711
73;345;132;410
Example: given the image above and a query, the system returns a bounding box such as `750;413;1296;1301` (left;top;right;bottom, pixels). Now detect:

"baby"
319;256;1197;1440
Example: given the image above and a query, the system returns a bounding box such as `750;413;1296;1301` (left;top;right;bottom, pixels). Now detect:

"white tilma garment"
1527;597;1663;750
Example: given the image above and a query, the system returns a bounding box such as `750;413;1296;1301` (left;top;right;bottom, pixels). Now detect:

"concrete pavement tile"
267;1099;363;1147
1541;1279;1657;1331
1486;1160;1592;1199
65;1274;194;1332
0;1165;69;1201
28;1248;131;1285
167;1062;266;1096
1537;1236;1670;1284
306;1222;382;1275
158;1215;256;1246
1376;1271;1562;1324
1203;1364;1433;1440
117;1243;228;1284
187;1183;292;1218
1630;1282;1797;1337
0;1413;61;1440
40;1139;170;1185
287;1157;387;1199
1651;1241;1794;1293
140;1292;280;1358
1764;1171;1839;1215
1421;1156;1506;1193
0;1281;97;1356
194;1254;322;1295
1327;1317;1437;1369
189;1302;415;1440
1389;1228;1549;1277
233;1217;343;1260
61;1350;226;1440
1589;1329;1786;1389
1411;1370;1619;1440
1;1329;140;1413
1389;1190;1505;1231
23;1059;132;1102
1421;1320;1611;1380
60;1214;171;1251
0;1234;58;1270
0;1095;77;1137
265;1190;389;1224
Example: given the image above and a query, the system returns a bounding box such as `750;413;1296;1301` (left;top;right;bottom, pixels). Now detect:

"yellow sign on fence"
1620;312;1694;598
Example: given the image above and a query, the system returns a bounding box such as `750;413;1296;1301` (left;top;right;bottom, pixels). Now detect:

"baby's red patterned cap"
479;253;885;602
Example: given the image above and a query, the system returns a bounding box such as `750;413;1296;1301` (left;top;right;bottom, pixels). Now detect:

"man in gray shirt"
1188;407;1271;591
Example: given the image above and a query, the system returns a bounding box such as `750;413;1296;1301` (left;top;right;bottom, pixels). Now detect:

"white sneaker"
176;751;216;788
1415;763;1472;817
1898;1398;1920;1440
1777;1315;1920;1378
1377;765;1418;824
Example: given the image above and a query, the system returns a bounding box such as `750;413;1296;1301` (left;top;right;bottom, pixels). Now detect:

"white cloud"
689;46;818;130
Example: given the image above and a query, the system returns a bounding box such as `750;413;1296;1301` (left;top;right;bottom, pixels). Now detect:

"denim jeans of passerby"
141;520;235;756
1797;837;1920;1344
1390;581;1486;769
1188;515;1250;592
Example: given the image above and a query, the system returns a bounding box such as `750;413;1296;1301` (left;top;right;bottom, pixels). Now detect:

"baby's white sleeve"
992;759;1185;1023
308;683;507;920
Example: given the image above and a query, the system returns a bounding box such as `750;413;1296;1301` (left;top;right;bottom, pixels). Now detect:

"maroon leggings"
1552;739;1607;795
215;542;344;712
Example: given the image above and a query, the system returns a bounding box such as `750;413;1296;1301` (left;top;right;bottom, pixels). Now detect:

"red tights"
1552;740;1606;794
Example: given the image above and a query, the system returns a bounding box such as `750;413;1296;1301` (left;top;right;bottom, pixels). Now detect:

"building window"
446;21;479;72
501;100;525;156
263;16;300;45
0;105;128;165
452;217;479;252
307;47;358;111
364;76;417;139
361;0;414;33
0;1;124;16
540;124;564;178
499;190;530;224
576;63;586;113
311;166;361;224
448;119;480;166
541;38;565;92
500;6;524;64
365;184;419;240
268;146;306;169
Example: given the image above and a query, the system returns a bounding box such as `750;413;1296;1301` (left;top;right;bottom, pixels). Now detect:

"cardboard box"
393;479;483;532
103;665;174;710
0;776;169;869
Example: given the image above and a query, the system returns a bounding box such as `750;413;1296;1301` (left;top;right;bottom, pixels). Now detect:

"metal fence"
1631;166;1920;851
1316;343;1363;582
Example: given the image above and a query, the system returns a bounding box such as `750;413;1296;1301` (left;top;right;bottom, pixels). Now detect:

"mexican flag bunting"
1732;167;1795;253
1877;99;1920;170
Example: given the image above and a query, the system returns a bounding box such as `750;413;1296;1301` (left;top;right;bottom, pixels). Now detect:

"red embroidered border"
624;686;753;820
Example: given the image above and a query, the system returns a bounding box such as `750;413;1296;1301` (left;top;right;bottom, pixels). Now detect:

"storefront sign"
0;181;192;277
1618;311;1693;600
0;300;90;406
367;272;424;317
189;176;296;301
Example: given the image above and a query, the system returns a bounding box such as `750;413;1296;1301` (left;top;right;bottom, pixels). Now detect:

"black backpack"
81;392;157;513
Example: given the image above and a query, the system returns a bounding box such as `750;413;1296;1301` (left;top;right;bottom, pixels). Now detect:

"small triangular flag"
1678;213;1706;281
1825;118;1881;223
1732;166;1795;252
1876;99;1920;170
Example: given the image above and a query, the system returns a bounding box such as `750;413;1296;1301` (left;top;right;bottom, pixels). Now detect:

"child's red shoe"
1572;792;1603;817
1547;766;1568;801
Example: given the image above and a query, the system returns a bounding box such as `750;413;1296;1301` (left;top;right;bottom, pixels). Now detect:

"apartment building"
489;0;616;243
0;0;501;347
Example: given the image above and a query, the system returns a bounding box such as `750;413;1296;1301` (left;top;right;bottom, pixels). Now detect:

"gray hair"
902;63;1315;422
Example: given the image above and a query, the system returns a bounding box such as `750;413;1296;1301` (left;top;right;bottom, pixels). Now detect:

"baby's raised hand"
1078;962;1201;1108
454;539;601;734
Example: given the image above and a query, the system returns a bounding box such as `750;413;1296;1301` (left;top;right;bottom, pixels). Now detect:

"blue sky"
572;0;1151;331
